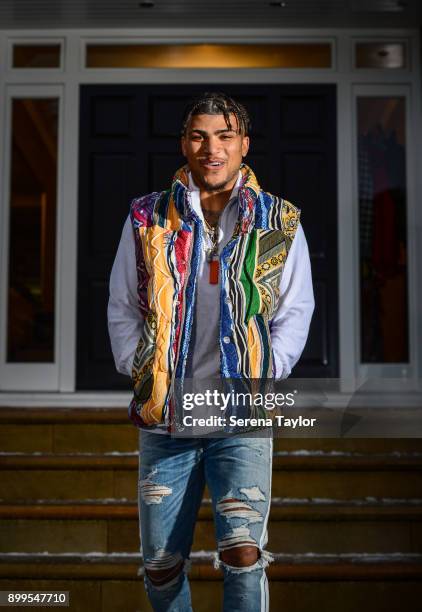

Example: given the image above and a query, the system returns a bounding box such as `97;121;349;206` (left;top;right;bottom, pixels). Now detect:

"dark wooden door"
77;84;338;389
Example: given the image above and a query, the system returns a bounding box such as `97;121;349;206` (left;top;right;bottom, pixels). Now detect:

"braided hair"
181;92;251;136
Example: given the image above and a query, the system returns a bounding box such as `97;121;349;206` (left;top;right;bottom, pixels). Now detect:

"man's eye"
221;134;233;140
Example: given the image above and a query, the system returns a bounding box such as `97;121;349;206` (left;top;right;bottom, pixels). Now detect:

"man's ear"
181;136;187;157
242;135;250;158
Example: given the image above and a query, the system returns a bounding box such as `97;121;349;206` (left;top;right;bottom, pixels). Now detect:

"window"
12;44;61;68
7;98;59;362
355;42;407;69
86;43;332;69
357;97;408;363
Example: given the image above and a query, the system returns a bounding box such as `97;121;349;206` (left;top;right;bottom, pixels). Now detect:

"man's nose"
203;137;221;156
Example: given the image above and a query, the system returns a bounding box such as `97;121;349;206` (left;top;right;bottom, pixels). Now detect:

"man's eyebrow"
215;128;237;134
189;127;238;136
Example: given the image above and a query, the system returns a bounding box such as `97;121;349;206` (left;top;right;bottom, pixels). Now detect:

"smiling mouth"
200;160;226;169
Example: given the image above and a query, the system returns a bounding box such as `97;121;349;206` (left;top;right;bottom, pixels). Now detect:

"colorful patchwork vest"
128;164;300;429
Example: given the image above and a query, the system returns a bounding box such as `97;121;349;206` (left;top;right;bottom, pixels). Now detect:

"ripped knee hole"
220;545;260;568
145;559;184;586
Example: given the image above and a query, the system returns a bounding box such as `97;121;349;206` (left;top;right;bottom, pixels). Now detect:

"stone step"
1;553;422;612
1;500;421;555
2;452;422;469
0;409;139;453
1;453;421;501
1;576;421;612
1;407;422;455
1;551;422;579
1;579;422;612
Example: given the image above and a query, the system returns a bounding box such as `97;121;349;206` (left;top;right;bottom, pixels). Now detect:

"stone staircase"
1;407;422;611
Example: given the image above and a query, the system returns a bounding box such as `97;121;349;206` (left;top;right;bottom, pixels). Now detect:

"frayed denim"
138;430;273;611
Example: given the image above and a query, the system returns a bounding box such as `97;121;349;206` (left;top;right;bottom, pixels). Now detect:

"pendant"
209;259;219;284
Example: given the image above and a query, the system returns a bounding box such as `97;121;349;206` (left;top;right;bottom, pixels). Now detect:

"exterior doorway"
77;84;338;389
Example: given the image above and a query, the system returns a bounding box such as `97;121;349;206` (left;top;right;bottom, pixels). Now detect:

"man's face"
181;113;249;192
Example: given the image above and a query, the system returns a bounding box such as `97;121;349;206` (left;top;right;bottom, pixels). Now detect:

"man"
108;92;314;611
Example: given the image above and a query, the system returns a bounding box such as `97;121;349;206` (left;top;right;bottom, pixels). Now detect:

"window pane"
13;44;61;68
355;43;406;69
86;43;331;69
358;97;408;363
7;99;58;362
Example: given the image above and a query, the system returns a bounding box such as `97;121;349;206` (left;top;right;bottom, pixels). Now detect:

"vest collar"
170;163;261;233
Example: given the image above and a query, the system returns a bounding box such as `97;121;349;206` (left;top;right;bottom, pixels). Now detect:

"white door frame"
0;27;420;397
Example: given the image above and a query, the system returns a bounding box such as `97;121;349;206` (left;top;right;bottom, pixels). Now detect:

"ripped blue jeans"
138;429;273;612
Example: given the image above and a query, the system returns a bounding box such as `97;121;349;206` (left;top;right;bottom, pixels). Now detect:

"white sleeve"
270;223;315;379
107;215;144;377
